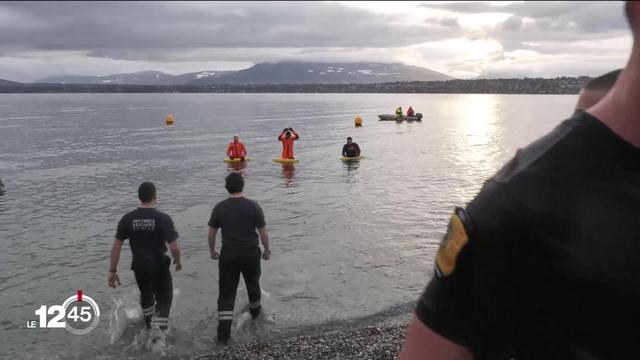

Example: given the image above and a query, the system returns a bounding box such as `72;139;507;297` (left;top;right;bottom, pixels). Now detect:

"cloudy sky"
0;1;631;82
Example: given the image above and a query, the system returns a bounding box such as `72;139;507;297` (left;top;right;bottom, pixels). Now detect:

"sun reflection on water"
448;94;504;197
461;95;497;145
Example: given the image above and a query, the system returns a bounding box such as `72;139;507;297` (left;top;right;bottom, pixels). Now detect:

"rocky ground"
192;321;408;360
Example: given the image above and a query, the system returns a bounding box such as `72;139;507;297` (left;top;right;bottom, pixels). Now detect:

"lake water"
0;93;576;359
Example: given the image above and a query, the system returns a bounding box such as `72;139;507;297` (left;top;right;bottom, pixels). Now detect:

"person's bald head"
575;69;622;111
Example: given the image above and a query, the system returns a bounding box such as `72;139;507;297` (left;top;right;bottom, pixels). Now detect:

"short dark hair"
627;1;634;30
138;182;156;203
347;137;352;141
225;172;244;194
584;69;622;91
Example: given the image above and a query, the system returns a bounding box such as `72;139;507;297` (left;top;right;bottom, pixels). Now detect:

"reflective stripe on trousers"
217;248;262;342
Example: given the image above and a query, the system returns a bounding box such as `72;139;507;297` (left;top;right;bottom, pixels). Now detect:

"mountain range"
0;79;19;86
36;70;235;86
32;62;453;85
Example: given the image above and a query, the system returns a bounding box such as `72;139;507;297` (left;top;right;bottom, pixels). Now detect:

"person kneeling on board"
208;173;271;345
226;135;247;161
407;106;415;117
396;106;403;117
342;137;361;158
278;127;299;159
108;182;182;333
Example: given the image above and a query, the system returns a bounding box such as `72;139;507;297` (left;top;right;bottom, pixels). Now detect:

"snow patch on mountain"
195;72;218;79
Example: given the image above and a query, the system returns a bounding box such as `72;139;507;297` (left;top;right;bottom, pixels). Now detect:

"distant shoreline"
0;77;590;94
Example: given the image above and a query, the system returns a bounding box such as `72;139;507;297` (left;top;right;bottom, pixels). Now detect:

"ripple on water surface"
0;93;574;358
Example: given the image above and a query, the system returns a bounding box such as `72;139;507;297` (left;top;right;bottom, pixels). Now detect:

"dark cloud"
0;1;630;81
502;16;523;32
426;1;627;34
423;1;593;18
425;16;461;29
502;0;624;33
0;1;462;61
453;1;629;53
420;1;494;14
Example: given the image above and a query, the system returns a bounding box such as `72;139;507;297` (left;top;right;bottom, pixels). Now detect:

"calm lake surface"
0;93;576;359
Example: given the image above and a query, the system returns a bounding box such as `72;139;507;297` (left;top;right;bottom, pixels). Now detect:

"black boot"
144;315;152;330
217;319;232;345
250;305;261;320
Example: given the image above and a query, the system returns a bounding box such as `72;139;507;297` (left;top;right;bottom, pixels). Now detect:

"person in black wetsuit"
208;172;271;345
108;182;182;332
401;3;640;359
342;137;361;158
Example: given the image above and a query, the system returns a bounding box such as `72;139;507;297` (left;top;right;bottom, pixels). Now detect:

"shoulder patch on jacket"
435;207;472;277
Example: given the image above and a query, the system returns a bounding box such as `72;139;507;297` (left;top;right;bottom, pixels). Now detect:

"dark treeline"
0;77;591;94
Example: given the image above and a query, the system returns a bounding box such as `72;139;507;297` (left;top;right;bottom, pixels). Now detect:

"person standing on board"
108;182;182;333
278;127;299;159
342;137;361;158
401;2;640;359
208;172;271;345
226;135;247;161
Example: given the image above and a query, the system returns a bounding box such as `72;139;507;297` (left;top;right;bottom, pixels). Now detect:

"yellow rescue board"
341;156;364;161
272;158;299;164
224;157;251;163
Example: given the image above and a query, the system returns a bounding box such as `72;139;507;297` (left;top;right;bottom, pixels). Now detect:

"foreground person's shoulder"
493;113;585;185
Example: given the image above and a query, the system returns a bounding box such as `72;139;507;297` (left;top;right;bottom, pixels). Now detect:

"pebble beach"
193;321;408;360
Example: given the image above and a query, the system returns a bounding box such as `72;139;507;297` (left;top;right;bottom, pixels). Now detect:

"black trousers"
133;255;173;330
217;247;262;343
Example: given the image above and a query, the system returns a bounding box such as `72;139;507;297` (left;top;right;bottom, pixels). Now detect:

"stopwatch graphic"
30;290;100;335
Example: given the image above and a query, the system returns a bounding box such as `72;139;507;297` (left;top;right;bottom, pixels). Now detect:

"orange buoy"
354;116;363;127
165;114;175;125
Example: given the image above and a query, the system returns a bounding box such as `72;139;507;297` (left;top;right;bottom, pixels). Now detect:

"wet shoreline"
192;321;408;360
